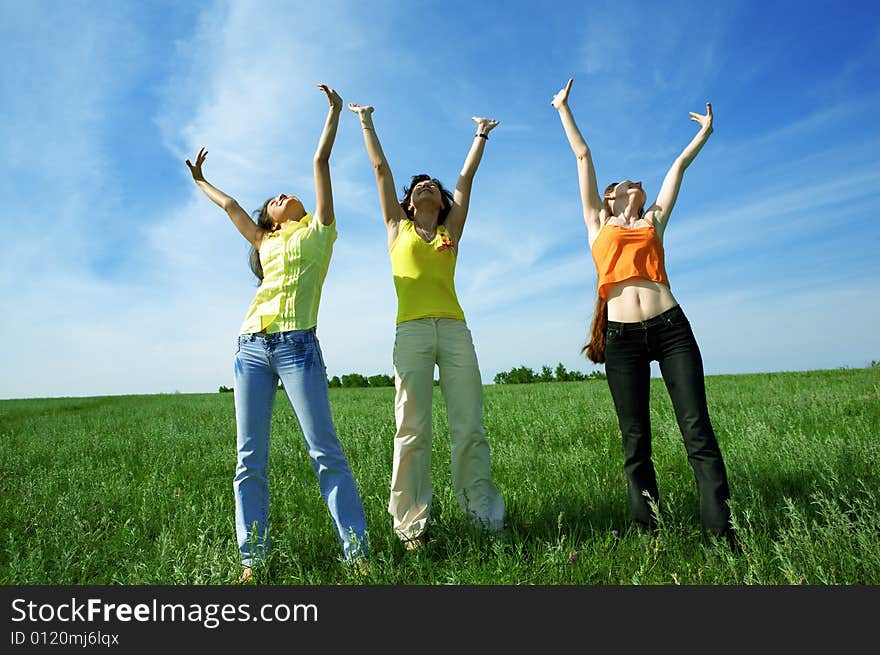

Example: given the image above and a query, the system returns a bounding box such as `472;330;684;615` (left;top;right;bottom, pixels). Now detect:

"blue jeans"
232;329;368;566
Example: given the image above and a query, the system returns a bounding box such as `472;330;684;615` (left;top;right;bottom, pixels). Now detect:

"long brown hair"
583;294;608;364
581;182;619;364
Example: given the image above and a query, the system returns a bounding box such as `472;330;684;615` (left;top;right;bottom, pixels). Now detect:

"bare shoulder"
384;203;407;227
643;210;667;243
252;226;269;250
386;216;402;251
584;208;603;234
644;206;668;231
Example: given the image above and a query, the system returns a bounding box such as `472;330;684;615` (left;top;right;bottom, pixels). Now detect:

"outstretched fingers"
689;102;713;129
348;102;373;115
472;116;500;133
185;146;208;180
317;83;342;108
186;147;207;166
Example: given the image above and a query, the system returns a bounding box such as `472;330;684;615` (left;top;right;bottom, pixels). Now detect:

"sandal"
236;567;254;584
403;535;426;551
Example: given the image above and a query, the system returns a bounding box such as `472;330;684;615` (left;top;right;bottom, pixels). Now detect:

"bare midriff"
605;278;679;322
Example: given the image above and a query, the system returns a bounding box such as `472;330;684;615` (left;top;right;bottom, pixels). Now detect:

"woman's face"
266;193;306;225
607;180;646;212
409;178;442;211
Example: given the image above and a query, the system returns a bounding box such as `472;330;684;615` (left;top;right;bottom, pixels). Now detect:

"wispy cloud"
666;165;880;267
2;1;878;398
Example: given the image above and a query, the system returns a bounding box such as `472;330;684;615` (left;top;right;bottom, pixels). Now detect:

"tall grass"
1;368;877;585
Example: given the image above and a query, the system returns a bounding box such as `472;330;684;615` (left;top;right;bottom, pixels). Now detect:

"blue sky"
1;0;878;399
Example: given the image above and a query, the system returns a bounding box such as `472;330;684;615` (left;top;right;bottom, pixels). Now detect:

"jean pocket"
606;326;623;342
665;307;690;328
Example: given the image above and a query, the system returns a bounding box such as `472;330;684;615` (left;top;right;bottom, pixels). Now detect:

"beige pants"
389;318;505;540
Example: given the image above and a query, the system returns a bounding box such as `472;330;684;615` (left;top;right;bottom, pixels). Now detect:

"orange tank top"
591;217;670;300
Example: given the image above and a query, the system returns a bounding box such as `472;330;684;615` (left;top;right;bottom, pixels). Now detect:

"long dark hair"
400;174;454;224
583;294;608;364
583;181;643;364
249;197;275;283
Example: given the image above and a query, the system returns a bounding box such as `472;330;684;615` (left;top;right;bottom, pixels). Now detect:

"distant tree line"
493;363;605;385
220;374;404;393
328;373;395;388
222;358;873;392
220;379;288;393
220;363;603;393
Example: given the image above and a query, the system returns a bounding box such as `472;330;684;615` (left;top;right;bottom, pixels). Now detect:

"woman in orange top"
552;79;733;544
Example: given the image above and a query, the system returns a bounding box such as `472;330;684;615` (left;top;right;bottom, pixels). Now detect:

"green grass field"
1;368;878;585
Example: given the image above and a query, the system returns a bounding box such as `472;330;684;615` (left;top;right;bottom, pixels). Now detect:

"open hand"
318;84;342;111
348;102;374;117
551;78;573;109
185;147;208;182
689;103;713;132
472;116;499;134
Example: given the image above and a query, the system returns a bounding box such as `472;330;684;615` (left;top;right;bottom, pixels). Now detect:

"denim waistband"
607;304;684;330
239;328;317;344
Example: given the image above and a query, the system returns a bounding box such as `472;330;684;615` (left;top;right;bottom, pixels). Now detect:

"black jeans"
604;304;732;538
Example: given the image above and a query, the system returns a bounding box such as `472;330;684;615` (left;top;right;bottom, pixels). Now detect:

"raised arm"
348;103;405;244
552;78;602;237
186;147;264;248
646;102;714;233
313;84;342;226
444;116;499;245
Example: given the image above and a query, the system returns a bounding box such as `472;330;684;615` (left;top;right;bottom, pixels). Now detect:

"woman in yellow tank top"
552;78;734;547
348;101;505;550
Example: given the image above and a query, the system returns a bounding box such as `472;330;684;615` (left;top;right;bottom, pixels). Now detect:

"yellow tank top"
389;219;465;324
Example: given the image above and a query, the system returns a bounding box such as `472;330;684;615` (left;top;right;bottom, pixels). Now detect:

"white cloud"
665;165;880;267
2;1;878;399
